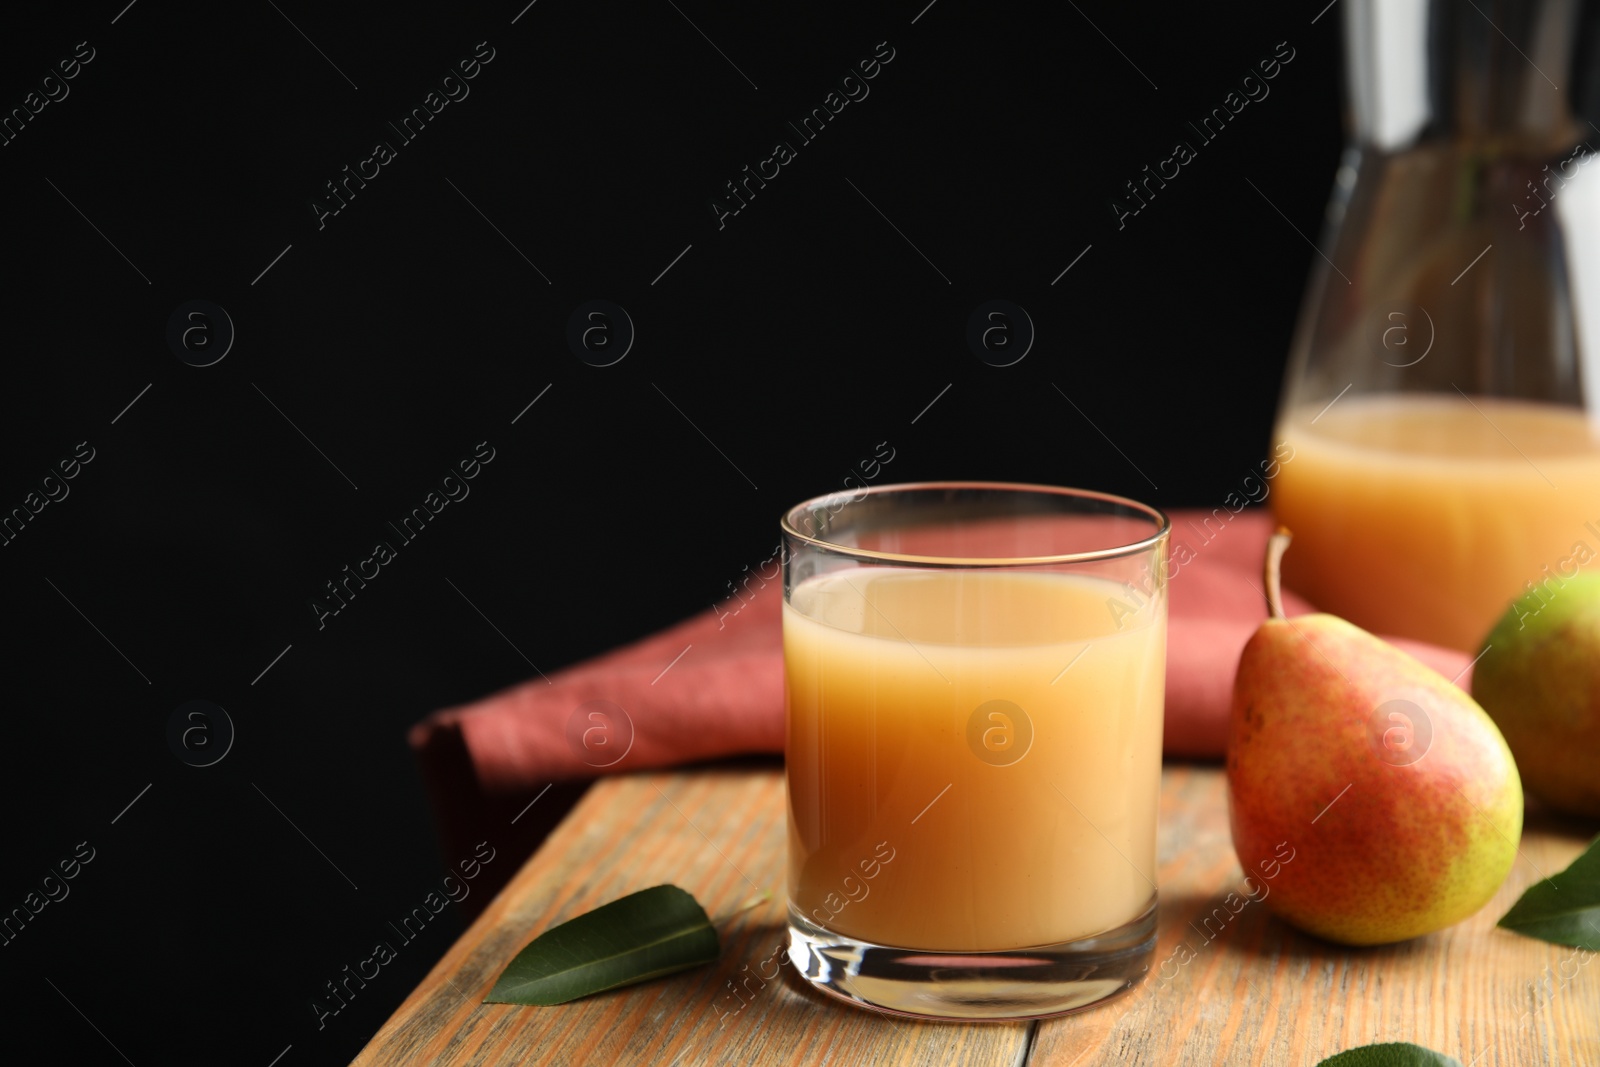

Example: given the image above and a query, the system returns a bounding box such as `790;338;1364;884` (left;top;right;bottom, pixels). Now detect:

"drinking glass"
781;482;1168;1019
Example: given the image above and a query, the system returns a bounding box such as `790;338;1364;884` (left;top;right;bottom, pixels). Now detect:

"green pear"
1472;572;1600;819
1228;529;1523;945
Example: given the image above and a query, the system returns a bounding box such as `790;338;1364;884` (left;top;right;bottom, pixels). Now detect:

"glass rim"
779;480;1170;567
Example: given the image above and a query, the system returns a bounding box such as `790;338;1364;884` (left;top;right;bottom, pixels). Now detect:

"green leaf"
1498;835;1600;951
1315;1042;1463;1067
485;884;720;1006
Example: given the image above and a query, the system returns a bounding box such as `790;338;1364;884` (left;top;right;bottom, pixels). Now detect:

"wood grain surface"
351;764;1599;1066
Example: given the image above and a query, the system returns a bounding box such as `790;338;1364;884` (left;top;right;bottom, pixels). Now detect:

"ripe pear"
1472;572;1600;819
1227;529;1523;946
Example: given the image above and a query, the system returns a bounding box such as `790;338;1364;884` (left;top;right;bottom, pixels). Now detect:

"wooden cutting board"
350;763;1598;1065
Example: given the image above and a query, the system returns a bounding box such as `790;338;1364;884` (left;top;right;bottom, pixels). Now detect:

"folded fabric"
410;509;1472;876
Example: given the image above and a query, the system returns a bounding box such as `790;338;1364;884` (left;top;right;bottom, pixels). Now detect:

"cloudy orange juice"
1273;395;1600;651
784;567;1165;952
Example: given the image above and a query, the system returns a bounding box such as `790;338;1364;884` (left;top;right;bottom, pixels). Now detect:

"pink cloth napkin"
410;509;1471;875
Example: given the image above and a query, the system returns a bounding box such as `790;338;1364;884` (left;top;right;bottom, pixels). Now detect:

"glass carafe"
1272;0;1600;651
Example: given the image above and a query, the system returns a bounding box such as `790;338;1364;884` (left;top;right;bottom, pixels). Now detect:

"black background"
0;1;1342;1063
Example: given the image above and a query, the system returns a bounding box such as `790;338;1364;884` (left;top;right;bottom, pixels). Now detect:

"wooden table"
352;763;1599;1065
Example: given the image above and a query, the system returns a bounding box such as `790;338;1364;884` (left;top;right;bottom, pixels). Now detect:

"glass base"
785;899;1157;1021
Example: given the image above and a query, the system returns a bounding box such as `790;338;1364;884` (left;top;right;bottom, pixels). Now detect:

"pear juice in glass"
781;483;1168;1020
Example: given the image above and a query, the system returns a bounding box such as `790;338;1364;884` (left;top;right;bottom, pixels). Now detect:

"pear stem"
1264;526;1292;620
